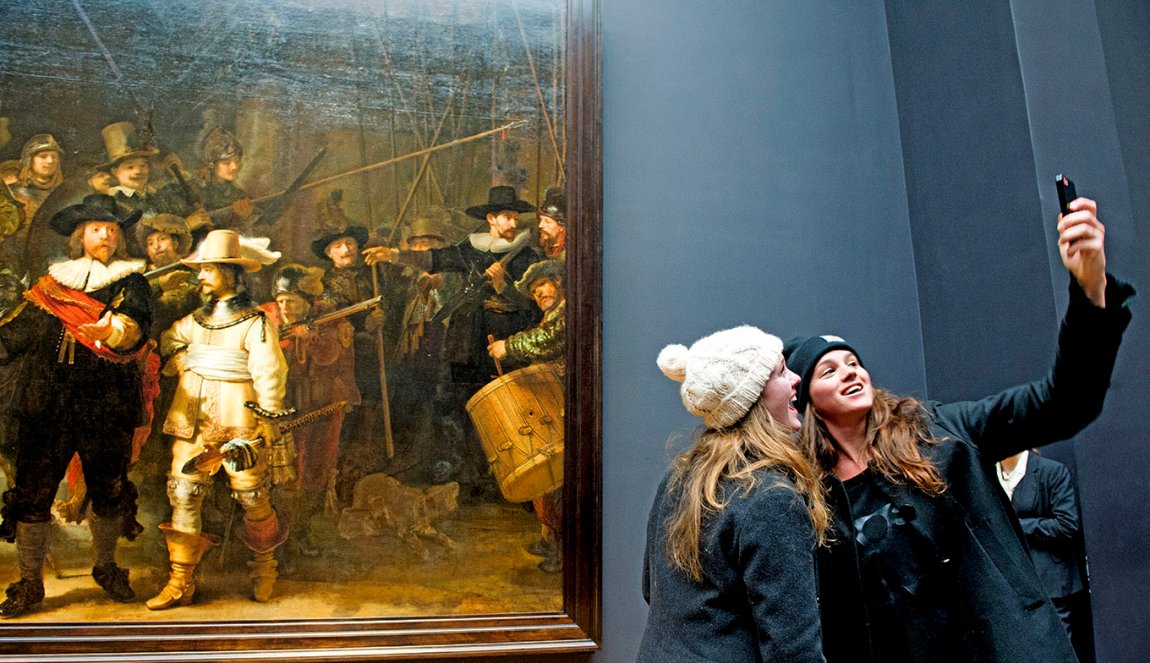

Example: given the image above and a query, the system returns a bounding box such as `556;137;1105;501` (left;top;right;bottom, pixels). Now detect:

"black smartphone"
1055;174;1077;216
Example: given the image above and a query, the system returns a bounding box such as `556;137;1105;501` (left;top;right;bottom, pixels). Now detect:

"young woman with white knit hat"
637;325;828;662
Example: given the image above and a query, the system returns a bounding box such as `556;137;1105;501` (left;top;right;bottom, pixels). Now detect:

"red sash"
24;275;160;486
24;276;147;364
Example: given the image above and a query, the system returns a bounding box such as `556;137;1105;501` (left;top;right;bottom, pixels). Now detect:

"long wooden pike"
386;92;457;243
512;0;564;172
243;121;526;205
371;265;395;459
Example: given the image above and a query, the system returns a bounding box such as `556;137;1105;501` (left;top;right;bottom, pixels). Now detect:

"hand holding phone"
1055;174;1077;216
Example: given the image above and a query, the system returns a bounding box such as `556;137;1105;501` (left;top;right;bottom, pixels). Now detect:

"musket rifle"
432;230;533;324
143;262;189;280
278;295;382;339
215;148;326;227
180;400;346;475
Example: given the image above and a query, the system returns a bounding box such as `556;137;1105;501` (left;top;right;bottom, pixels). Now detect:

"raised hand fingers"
1057;198;1103;240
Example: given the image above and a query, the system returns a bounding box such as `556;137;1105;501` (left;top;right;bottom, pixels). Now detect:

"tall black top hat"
48;193;142;236
99;122;159;169
465;185;535;219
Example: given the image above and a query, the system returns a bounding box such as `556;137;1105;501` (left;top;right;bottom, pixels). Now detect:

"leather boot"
248;551;278;603
236;512;288;603
146;524;219;611
0;521;48;618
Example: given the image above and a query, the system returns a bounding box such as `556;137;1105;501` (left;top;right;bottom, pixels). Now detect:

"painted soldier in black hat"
364;185;541;493
0;194;154;618
311;190;403;501
364;184;541;384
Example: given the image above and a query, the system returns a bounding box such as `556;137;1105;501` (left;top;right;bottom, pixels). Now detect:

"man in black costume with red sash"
0;194;153;618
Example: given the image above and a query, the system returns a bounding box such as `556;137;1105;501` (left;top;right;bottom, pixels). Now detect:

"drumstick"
488;334;504;376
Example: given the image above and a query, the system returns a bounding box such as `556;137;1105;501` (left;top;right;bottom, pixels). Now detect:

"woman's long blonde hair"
664;397;829;582
801;388;946;495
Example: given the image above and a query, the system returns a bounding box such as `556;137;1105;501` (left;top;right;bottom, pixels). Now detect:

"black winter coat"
818;276;1132;663
639;468;825;663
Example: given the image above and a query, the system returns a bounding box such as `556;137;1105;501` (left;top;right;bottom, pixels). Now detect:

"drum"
466;363;564;502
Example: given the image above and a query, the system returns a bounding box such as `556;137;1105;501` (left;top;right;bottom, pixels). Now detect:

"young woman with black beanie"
784;196;1132;662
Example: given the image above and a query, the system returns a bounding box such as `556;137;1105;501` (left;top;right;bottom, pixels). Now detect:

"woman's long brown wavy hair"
801;388;946;495
664;397;830;582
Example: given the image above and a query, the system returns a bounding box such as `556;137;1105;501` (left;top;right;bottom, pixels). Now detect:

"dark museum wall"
598;1;1149;662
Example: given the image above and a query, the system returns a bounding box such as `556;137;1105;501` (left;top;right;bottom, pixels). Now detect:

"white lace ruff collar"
48;257;146;292
468;230;531;254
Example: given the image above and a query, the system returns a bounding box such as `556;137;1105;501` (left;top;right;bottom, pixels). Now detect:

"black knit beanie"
783;335;864;412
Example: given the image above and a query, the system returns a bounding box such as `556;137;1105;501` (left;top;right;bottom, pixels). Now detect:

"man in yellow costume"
149;229;291;609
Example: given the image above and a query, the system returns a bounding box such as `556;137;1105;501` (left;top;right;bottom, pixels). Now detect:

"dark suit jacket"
1012;454;1086;599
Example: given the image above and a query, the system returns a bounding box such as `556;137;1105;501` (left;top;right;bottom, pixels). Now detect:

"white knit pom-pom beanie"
656;325;783;429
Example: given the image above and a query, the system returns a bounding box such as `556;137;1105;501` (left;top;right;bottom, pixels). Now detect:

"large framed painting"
0;0;600;658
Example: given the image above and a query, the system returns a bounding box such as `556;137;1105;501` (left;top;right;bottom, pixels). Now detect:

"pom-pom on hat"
782;335;864;412
657;325;783;430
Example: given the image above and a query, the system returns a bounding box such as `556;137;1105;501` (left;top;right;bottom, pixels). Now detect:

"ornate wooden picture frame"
0;0;600;658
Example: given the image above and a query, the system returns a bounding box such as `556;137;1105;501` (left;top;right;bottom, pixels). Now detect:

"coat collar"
48;256;145;292
468;229;531;254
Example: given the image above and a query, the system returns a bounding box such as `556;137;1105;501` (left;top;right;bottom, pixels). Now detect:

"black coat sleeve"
0;302;45;363
932;275;1133;462
106;272;153;353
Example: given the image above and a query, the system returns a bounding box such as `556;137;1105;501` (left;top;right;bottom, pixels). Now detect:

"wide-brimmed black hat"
538;186;566;224
465;185;535;219
48;193;142;236
311;189;371;261
311;225;369;261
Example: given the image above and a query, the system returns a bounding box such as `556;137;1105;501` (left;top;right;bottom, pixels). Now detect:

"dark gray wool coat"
818;275;1133;663
639;467;825;663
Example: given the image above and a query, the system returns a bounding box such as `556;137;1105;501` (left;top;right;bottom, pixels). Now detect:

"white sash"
185;344;250;382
